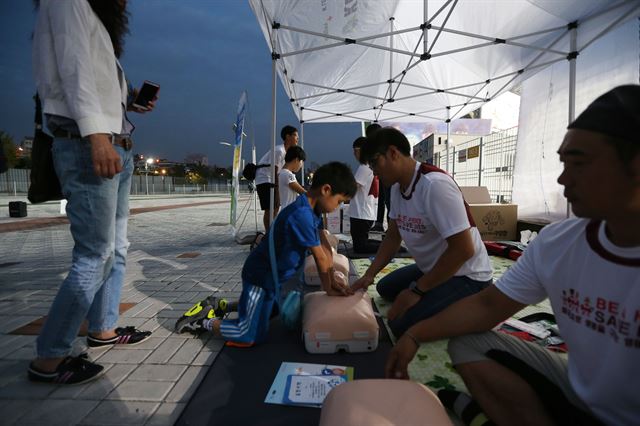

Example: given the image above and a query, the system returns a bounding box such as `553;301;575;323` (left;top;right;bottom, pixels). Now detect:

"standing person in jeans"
349;136;380;254
254;125;299;230
352;127;492;338
29;0;156;385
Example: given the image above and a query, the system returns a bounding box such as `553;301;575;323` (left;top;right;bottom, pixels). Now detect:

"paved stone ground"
0;194;258;425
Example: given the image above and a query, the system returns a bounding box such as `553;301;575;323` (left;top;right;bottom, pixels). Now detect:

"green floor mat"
351;256;552;394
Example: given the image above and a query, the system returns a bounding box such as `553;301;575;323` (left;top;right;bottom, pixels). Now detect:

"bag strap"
34;93;44;131
268;213;280;290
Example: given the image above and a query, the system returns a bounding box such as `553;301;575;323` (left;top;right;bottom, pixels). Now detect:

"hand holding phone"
132;80;160;110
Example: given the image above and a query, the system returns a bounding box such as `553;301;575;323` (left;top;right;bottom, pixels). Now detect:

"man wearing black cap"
385;85;640;426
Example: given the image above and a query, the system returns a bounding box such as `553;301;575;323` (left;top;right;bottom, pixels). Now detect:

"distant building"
184;153;208;166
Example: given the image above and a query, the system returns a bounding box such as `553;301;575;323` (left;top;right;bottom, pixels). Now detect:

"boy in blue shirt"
175;162;357;346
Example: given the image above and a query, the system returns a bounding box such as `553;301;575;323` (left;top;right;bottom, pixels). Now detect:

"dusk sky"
0;0;362;169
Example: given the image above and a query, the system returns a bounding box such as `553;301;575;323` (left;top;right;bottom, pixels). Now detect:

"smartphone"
132;80;160;109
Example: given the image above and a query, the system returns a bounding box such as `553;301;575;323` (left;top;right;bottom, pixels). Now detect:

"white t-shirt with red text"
389;162;492;281
495;218;640;425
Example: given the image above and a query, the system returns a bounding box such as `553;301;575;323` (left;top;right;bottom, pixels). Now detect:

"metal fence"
0;168;253;196
436;127;518;203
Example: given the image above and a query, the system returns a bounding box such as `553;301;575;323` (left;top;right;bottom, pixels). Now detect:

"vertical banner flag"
230;91;247;236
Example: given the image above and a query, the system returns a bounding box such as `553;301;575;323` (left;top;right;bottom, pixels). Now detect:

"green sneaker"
174;296;231;334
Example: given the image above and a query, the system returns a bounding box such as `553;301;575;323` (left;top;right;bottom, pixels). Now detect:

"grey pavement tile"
144;402;185;426
3;345;36;360
142;338;185;365
16;399;100;426
80;400;159;425
0;375;57;399
0;315;42;333
155;309;183;319
120;300;155;318
0;359;30;386
67;364;137;401
128;364;187;382
167;339;203;365
0;399;42;425
191;351;217;366
164;366;208;403
111;337;165;351
107;380;174;402
94;348;152;364
116;317;148;329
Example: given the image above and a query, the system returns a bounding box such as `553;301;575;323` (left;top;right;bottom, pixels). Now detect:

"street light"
219;141;232;146
145;157;154;195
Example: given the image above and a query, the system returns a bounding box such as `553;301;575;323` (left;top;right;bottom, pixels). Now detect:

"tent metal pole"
446;107;451;172
567;23;577;219
269;55;277;229
423;0;428;53
389;17;394;100
300;119;305;186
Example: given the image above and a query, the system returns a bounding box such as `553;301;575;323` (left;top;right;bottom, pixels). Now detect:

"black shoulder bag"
28;94;63;203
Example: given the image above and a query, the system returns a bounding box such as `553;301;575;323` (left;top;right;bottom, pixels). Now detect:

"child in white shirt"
278;146;307;209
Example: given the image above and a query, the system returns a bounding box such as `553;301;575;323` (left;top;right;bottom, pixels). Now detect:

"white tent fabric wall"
249;0;639;218
513;18;639;221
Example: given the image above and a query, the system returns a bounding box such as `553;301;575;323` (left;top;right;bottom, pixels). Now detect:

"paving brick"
0;399;42;425
191;351;217;366
164;366;208;403
128;364;186;382
167;339;203;365
144;402;186;426
95;348;151;364
17;399;100;425
80;400;159;425
107;380;174;402
143;339;185;364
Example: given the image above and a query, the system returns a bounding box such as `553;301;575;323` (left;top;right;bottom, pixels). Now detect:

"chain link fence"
436;127;518;203
0;169;253;196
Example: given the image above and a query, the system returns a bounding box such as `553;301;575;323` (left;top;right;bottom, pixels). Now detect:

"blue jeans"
36;137;133;358
376;263;491;338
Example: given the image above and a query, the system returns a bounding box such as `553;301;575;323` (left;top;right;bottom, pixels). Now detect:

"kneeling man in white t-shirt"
352;128;493;338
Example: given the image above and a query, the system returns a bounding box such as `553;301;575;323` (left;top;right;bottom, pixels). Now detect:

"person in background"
254;125;299;230
278;145;307;210
366;123;388;232
349;136;380;253
29;0;156;385
385;85;640;426
352;128;492;338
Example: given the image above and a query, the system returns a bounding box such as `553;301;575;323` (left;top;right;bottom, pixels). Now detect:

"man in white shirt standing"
385;85;640;426
255;125;299;230
349;136;380;254
352;128;492;338
29;0;155;385
278;146;307;210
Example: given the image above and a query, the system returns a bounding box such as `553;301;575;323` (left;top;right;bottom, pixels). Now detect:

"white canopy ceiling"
249;0;639;124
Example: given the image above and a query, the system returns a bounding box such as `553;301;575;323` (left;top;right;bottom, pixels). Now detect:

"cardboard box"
460;186;518;241
324;204;350;234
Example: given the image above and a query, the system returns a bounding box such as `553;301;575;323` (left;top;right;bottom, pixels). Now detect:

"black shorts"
256;183;280;211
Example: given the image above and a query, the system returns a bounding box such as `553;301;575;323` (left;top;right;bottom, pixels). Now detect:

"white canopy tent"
248;0;640;221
